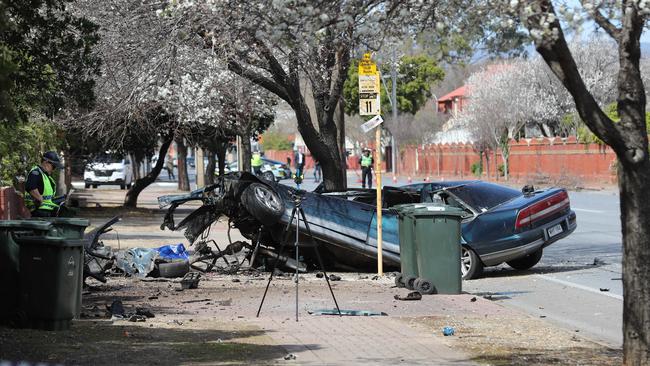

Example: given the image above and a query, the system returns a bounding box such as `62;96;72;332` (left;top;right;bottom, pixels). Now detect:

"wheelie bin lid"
391;203;445;216
407;205;466;218
0;220;54;231
13;236;85;248
31;218;90;227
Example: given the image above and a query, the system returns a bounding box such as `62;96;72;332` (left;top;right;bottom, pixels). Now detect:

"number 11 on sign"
360;94;380;116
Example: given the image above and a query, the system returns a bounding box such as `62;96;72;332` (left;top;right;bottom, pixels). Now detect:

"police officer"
251;151;263;176
24;151;63;217
359;149;374;189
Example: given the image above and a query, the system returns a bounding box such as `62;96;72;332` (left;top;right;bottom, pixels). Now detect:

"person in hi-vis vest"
358;149;374;189
24;151;63;217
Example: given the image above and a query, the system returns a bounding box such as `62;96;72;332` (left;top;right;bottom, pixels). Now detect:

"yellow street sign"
358;53;378;76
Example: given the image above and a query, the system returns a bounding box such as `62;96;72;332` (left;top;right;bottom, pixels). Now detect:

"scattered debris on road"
394;292;422;301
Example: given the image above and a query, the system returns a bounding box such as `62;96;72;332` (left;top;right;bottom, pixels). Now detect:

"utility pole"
391;49;398;175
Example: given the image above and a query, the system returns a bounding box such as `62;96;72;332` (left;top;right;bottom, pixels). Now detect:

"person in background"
294;148;305;179
358;149;374;189
165;157;175;180
313;159;321;182
24;151;63;217
251;151;264;176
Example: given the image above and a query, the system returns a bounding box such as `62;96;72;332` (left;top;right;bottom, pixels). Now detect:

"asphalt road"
75;169;625;347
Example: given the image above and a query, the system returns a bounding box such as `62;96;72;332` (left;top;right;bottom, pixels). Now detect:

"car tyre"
416;278;437;295
127;182;132;189
461;245;483;280
85;183;90;189
241;183;285;226
262;171;275;182
120;183;126;190
92;184;98;189
507;248;543;271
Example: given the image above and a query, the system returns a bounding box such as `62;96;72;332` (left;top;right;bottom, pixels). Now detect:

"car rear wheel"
461;246;483;280
92;184;98;189
85;183;90;189
507;248;543;270
241;183;285;226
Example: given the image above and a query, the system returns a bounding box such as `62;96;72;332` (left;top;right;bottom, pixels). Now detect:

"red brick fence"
265;136;619;185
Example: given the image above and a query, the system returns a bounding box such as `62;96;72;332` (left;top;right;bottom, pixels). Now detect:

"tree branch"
581;1;621;39
227;61;292;103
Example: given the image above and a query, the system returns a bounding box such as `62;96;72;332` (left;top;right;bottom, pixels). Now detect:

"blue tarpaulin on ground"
156;243;189;261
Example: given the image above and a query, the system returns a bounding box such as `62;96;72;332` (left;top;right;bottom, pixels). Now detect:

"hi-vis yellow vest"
24;166;58;211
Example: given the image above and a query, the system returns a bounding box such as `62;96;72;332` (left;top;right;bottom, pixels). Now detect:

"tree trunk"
205;148;217;185
485;150;490;179
618;160;650;365
336;97;347;174
501;145;509;181
124;137;173;208
240;133;252;173
216;142;228;177
176;137;190;191
63;151;73;194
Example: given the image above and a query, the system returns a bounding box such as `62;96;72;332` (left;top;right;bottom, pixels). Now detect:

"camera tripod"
256;191;341;321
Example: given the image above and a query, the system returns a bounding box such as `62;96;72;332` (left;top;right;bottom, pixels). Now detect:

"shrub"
470;162;482;177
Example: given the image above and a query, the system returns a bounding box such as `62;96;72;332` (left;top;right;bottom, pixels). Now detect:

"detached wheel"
461;245;484;280
507;248;543;270
262;171;275;182
241;183;285;226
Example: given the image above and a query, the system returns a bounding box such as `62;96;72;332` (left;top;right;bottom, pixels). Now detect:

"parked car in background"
159;175;577;280
84;154;133;190
218;158;291;182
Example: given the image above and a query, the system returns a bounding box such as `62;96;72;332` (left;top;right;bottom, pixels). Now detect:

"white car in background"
84;155;134;190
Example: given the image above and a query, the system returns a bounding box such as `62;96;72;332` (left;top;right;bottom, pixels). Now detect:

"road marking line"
572;208;605;213
538;274;623;301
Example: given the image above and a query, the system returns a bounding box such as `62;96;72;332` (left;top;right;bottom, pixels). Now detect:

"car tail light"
515;190;570;229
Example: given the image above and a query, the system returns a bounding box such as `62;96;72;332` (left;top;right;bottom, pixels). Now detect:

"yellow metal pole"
376;127;383;276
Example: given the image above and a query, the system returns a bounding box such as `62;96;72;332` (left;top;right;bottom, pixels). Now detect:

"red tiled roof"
438;85;467;102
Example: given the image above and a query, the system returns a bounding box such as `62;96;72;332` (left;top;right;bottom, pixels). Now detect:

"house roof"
438;86;467;102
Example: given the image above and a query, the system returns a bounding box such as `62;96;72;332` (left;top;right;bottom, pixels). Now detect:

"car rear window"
447;182;521;212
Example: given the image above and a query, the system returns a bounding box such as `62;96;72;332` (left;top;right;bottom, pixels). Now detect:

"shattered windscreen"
448;182;521;212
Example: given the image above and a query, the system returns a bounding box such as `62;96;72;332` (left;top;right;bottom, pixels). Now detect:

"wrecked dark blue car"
159;173;576;279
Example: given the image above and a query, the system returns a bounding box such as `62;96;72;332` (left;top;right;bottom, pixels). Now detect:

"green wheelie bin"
14;235;85;330
409;206;465;295
0;220;55;325
392;204;420;290
30;217;90;319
